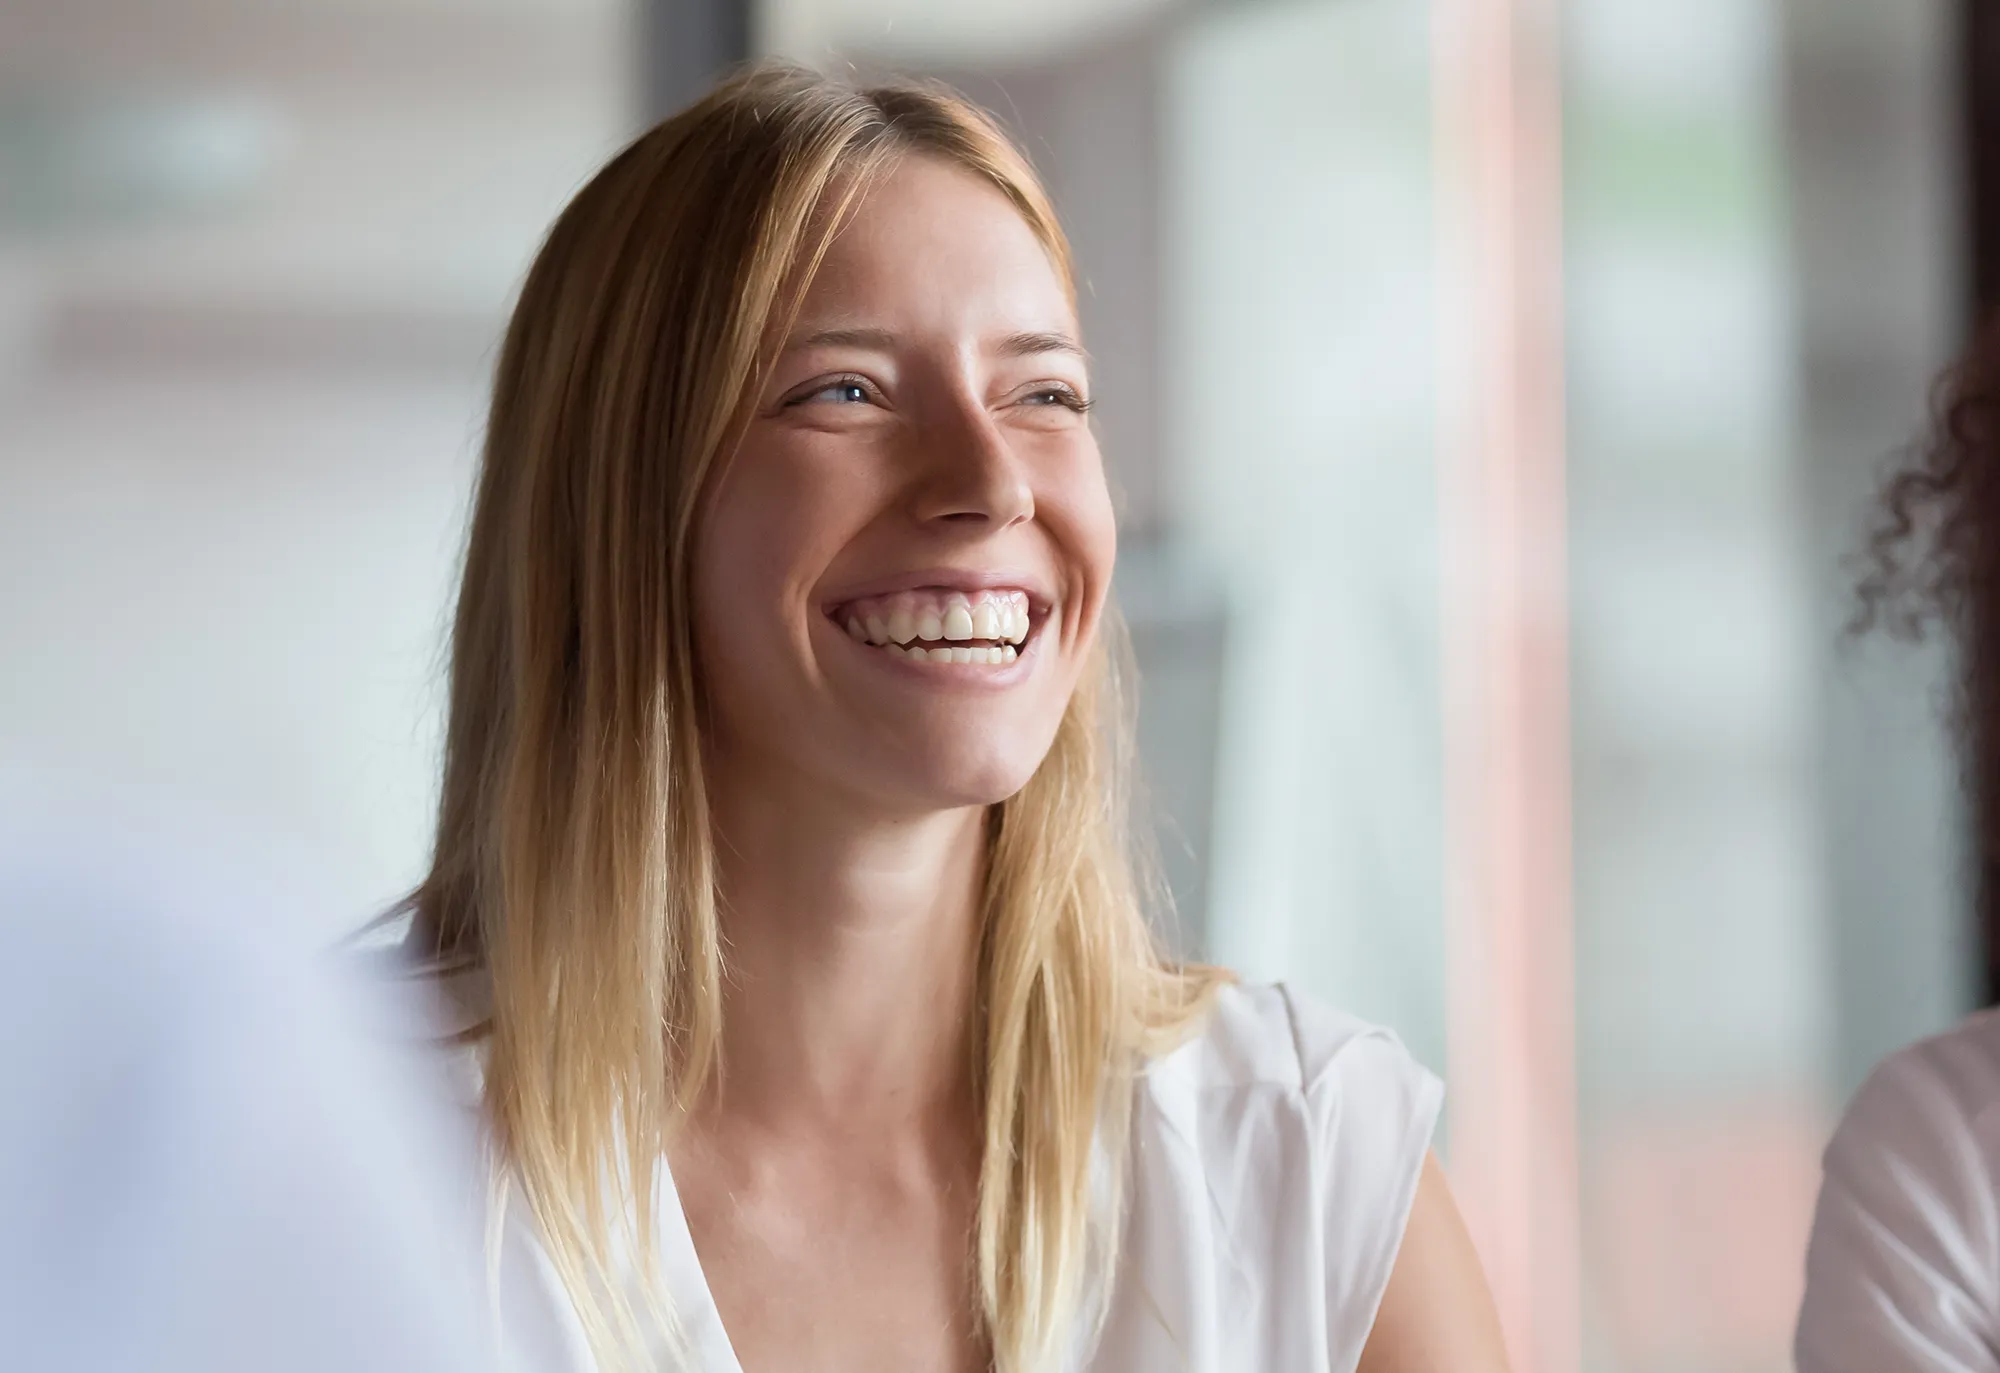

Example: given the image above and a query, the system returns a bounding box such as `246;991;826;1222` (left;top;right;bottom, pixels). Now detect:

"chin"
885;737;1049;812
920;758;1045;810
854;701;1068;813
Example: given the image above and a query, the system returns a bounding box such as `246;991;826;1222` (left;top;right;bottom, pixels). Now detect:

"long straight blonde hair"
411;61;1225;1371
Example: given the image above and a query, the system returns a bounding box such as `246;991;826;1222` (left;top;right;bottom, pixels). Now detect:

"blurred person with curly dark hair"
1796;322;2000;1372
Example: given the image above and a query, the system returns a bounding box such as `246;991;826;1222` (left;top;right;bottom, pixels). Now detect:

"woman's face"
693;155;1115;818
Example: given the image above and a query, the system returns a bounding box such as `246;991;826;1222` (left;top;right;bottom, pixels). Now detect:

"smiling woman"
400;61;1507;1373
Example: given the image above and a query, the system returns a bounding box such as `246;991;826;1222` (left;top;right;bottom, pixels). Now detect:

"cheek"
691;477;781;673
693;450;832;671
1077;479;1118;587
692;434;893;697
1043;448;1119;635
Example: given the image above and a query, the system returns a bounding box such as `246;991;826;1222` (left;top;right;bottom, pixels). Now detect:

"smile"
831;588;1035;666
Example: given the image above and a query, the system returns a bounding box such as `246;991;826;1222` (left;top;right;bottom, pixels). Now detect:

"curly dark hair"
1858;319;2000;998
1858;322;2000;642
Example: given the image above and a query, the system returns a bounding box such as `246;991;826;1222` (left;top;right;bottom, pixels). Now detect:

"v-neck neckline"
652;1148;1116;1373
654;1158;746;1373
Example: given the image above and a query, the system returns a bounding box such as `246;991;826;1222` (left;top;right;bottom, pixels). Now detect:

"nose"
909;400;1035;531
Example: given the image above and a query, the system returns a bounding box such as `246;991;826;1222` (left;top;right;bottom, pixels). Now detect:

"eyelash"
1026;385;1093;413
786;375;1093;413
790;374;876;407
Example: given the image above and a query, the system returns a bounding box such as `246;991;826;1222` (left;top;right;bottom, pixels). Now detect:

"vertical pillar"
1433;0;1580;1369
639;0;753;124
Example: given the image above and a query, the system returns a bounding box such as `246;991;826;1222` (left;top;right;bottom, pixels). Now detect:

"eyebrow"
782;326;1089;361
996;330;1088;361
787;326;900;353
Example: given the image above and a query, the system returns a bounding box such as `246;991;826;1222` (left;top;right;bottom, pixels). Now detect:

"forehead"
792;155;1076;336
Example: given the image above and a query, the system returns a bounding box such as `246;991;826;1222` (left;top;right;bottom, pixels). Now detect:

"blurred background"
0;1;1978;1370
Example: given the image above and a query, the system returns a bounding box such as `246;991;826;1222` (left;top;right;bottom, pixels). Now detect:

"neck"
703;762;988;1135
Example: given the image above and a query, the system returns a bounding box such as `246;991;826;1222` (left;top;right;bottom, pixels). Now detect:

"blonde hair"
412;61;1225;1371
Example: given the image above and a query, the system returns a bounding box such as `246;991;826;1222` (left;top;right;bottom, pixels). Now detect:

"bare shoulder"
1358;1154;1513;1373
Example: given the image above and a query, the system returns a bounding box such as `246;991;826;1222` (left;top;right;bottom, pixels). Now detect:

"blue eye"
809;380;870;405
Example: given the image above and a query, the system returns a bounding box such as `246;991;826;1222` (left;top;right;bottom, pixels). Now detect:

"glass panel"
1565;2;1825;1367
1161;0;1450;1083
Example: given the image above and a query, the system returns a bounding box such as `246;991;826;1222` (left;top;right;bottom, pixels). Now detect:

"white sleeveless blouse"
436;981;1441;1372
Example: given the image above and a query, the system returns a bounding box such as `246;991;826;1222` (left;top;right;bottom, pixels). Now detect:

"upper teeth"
839;589;1033;648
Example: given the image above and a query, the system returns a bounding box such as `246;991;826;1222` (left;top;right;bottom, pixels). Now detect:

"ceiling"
1;0;1188;372
2;0;633;368
764;0;1179;67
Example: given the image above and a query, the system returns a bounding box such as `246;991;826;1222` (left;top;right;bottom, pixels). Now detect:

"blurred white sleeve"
1796;1015;2000;1373
0;797;493;1372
